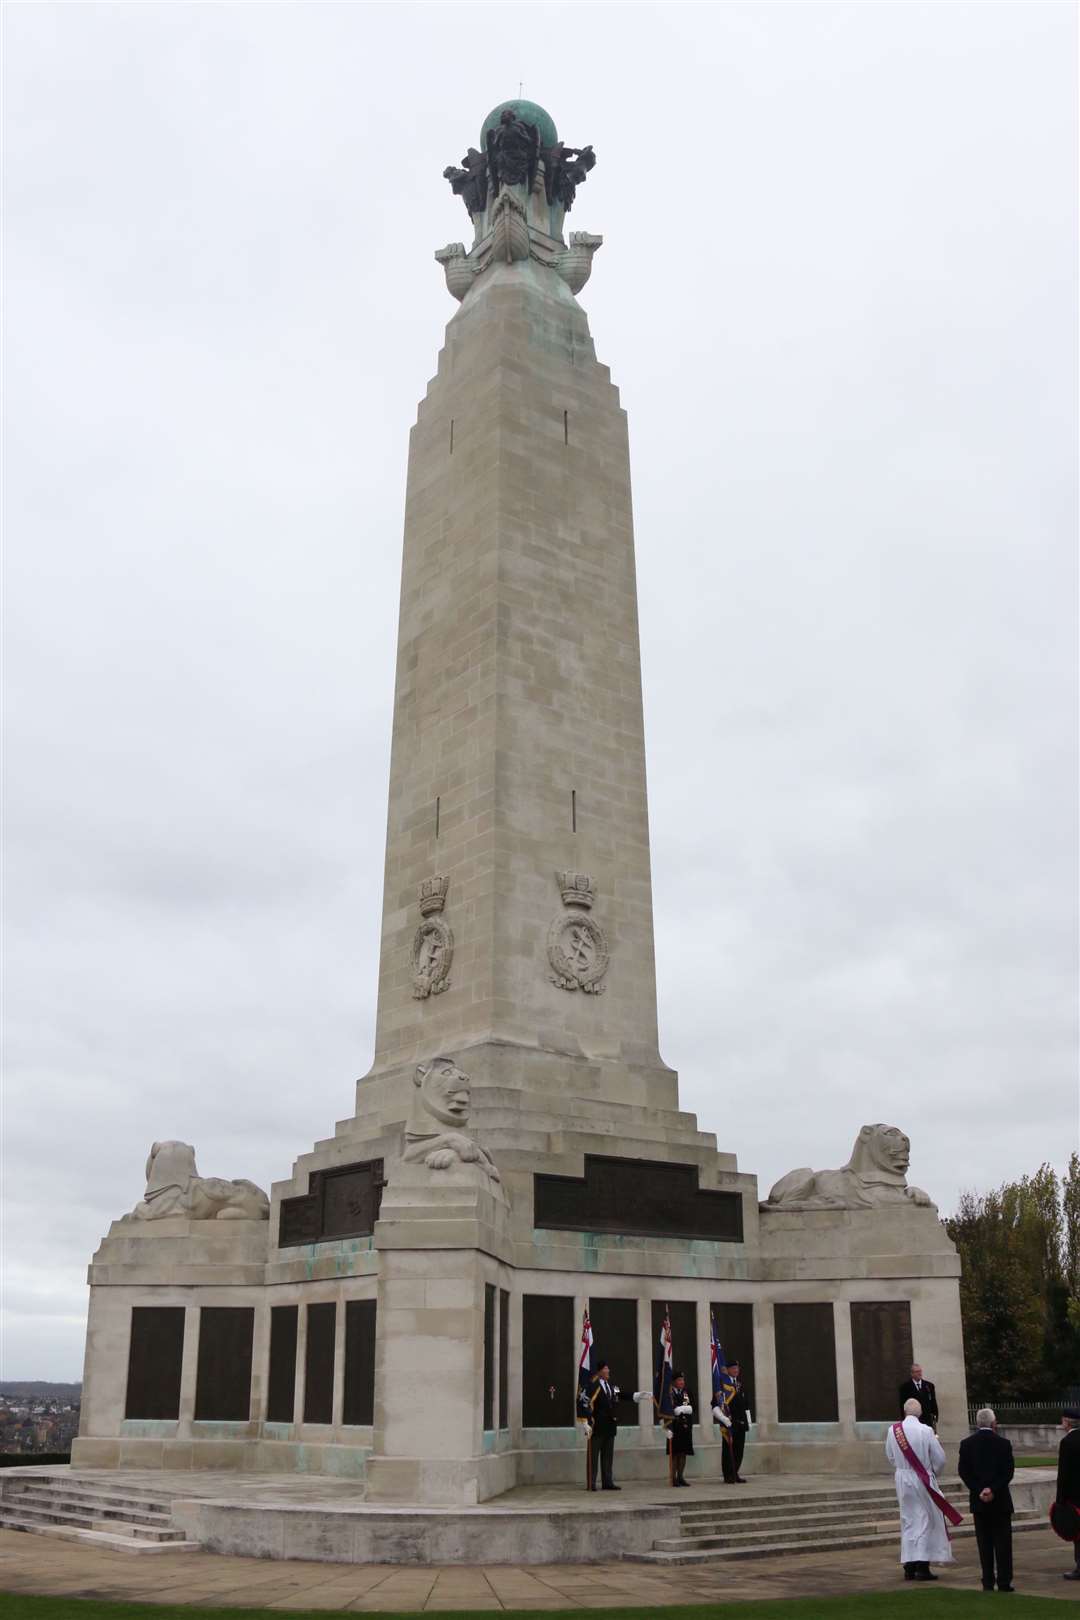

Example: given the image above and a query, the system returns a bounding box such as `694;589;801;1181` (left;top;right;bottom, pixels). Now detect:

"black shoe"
601;1483;620;1490
981;1585;994;1592
1063;1571;1080;1581
904;1568;916;1582
735;1475;747;1483
998;1586;1015;1593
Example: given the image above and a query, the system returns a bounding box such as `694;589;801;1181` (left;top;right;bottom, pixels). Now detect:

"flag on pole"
654;1305;674;1420
577;1306;594;1418
711;1314;737;1420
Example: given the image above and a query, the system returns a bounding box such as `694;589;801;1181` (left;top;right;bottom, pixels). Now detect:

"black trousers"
973;1508;1013;1589
721;1427;746;1481
590;1430;615;1488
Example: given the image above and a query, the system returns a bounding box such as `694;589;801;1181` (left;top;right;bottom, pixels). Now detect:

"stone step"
674;1480;966;1515
0;1511;198;1555
663;1509;919;1548
0;1494;188;1544
5;1485;175;1524
627;1512;1046;1566
5;1472;176;1505
677;1494;966;1530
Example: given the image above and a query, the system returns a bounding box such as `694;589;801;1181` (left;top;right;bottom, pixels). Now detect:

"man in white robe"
886;1398;954;1580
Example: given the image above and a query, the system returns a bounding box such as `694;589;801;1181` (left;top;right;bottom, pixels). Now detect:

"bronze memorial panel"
522;1294;575;1428
125;1306;185;1420
343;1300;377;1426
266;1304;298;1422
303;1302;336;1424
194;1306;254;1421
534;1155;742;1242
774;1302;838;1422
279;1159;385;1248
851;1300;913;1420
710;1300;756;1413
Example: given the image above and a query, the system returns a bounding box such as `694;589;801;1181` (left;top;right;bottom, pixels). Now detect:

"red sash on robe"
891;1421;963;1527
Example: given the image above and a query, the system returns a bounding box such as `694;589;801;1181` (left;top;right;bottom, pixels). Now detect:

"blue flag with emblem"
711;1314;737;1415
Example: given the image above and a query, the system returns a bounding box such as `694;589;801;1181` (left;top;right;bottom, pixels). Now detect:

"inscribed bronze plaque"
650;1300;699;1421
125;1306;185;1420
710;1301;756;1414
194;1306;254;1422
279;1159;385;1248
774;1302;838;1422
534;1155;742;1242
343;1300;376;1426
590;1298;640;1423
522;1294;575;1428
267;1305;298;1423
851;1301;913;1420
303;1302;336;1424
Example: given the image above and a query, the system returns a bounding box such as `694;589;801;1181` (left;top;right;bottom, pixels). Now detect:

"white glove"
713;1407;732;1428
631;1391;653;1403
581;1421;593;1439
747;1412;753;1425
674;1403;693;1416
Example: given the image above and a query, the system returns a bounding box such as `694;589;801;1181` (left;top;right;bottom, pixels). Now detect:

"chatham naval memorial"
66;98;967;1561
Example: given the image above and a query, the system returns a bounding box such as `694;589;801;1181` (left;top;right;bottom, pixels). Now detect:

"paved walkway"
1;1528;1076;1610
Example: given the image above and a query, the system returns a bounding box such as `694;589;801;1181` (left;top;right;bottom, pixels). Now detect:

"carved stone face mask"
421;1062;471;1128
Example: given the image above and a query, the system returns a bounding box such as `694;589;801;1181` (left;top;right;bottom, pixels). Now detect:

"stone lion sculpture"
402;1057;501;1182
125;1141;270;1221
765;1124;934;1211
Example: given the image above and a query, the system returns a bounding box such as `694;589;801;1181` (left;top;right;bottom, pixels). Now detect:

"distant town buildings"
0;1394;80;1456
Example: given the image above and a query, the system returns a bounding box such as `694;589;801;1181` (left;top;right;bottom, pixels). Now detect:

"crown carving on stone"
557;870;595;909
418;875;450;916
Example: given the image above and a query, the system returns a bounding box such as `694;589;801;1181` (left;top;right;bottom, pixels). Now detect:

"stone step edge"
0;1516;199;1554
658;1509;1045;1553
677;1497;969;1527
3;1488;174;1523
626;1518;1046;1566
0;1503;185;1543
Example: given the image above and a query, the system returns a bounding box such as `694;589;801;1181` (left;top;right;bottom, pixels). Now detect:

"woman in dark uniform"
669;1371;695;1486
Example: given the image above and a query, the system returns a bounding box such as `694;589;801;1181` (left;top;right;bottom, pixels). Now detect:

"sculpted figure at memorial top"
402;1057;501;1182
125;1140;270;1221
543;142;596;211
443;147;488;217
765;1124;934;1211
486;107;540;195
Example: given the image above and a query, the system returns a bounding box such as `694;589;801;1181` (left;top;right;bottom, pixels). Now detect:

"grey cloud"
3;1;1076;1378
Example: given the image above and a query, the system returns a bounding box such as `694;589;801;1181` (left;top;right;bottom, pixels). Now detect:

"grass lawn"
1014;1458;1056;1469
0;1593;1072;1620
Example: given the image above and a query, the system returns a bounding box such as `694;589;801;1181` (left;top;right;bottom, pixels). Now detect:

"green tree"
946;1162;1080;1400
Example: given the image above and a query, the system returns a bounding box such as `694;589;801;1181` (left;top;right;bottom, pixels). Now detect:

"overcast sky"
3;2;1077;1381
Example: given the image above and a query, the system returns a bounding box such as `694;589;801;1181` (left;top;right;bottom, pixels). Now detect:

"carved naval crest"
412;876;454;999
547;870;609;993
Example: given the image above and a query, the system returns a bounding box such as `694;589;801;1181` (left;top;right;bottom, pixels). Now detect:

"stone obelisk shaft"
367;263;671;1110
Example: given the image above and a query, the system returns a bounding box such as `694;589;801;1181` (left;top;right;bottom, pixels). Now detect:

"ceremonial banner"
654;1306;674;1419
890;1422;963;1527
710;1313;736;1447
577;1307;595;1490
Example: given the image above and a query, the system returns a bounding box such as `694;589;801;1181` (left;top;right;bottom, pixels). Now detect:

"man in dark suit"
721;1359;751;1483
585;1360;624;1491
899;1363;939;1428
958;1407;1015;1591
1056;1407;1080;1581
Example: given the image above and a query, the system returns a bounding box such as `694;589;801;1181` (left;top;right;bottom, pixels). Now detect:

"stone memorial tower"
74;100;967;1509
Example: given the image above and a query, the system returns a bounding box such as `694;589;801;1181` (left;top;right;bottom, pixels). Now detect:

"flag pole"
586;1429;593;1491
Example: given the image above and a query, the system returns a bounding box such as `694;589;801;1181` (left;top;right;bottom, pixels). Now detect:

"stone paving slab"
1;1525;1078;1609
